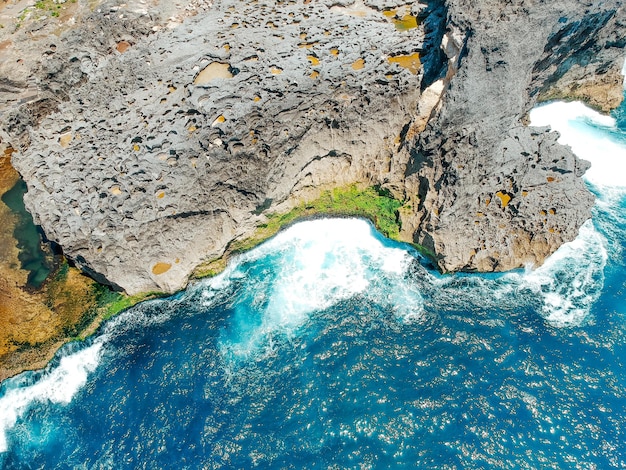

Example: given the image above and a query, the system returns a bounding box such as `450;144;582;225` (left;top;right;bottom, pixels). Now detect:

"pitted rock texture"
5;0;425;294
2;0;624;294
400;0;624;273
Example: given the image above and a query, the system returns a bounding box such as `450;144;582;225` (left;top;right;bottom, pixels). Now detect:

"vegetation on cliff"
194;185;406;278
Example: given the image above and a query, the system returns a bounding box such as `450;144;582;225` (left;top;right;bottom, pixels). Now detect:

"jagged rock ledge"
1;0;624;295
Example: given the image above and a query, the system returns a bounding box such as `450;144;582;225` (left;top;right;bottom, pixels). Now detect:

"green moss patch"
194;184;405;278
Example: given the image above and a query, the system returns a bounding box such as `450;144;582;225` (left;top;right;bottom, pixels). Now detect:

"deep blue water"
1;99;626;469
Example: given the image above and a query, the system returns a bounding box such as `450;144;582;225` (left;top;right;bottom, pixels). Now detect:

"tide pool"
1;97;626;468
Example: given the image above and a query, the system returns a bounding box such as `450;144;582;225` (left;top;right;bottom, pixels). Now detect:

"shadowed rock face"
1;0;624;294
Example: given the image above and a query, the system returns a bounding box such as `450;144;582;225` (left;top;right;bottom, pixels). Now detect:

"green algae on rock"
193;185;406;279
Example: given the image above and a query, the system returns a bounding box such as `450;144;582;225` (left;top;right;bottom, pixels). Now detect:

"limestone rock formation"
3;0;425;294
400;0;624;273
1;0;624;294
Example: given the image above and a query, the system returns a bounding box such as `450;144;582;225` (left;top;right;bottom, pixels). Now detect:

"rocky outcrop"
1;0;624;293
3;0;425;294
400;0;624;273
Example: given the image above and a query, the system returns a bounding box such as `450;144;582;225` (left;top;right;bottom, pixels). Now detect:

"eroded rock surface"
3;0;425;293
1;0;624;293
400;0;624;273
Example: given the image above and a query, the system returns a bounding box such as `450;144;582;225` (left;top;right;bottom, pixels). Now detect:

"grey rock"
401;0;624;273
2;0;624;293
4;0;424;294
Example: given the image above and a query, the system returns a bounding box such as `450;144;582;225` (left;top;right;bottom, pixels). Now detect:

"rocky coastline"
0;0;624;357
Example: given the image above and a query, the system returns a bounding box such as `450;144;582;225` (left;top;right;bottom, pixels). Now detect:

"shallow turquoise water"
0;99;625;469
1;179;51;288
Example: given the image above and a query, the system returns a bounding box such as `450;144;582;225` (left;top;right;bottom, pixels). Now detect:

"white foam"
218;218;422;358
504;220;607;327
421;218;607;328
529;101;626;189
247;219;413;326
0;341;103;452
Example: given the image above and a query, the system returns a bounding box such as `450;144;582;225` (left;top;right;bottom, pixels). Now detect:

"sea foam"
508;220;607;327
217;218;423;359
529;101;626;190
0;342;103;452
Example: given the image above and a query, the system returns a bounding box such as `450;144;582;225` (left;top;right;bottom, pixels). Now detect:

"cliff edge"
1;0;624;294
401;0;624;273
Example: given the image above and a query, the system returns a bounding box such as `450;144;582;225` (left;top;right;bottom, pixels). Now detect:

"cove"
0;98;625;468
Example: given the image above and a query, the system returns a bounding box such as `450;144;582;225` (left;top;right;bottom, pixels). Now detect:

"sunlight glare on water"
1;97;626;468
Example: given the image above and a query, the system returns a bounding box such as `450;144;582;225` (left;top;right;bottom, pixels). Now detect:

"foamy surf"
508;220;607;327
0;341;103;453
529;101;626;190
217;218;423;360
420;219;607;328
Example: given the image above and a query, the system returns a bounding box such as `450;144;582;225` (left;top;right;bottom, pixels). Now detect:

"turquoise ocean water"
0;97;625;468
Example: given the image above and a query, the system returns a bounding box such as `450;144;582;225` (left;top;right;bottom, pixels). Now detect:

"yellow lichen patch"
212;115;226;126
188;125;197;132
352;58;365;70
270;66;283;75
110;185;122;195
382;9;396;18
548;208;556;215
223;44;230;51
59;132;72;148
175;258;180;264
151;262;172;275
475;212;484;217
307;55;320;66
156;191;165;199
540;210;547;216
116;41;130;53
548;228;555;233
231;23;239;28
324;30;331;36
266;21;277;29
546;176;555;182
253;95;262;102
310;71;319;79
194;62;233;85
298;42;318;49
393;14;418;31
522;190;528;197
495;191;511;208
168;85;177;93
485;198;491;206
330;48;339;56
133;144;140;151
387;52;421;74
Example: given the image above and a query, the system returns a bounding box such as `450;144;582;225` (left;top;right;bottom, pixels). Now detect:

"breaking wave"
1;97;625;467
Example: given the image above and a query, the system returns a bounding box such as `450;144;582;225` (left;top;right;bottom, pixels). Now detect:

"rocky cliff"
1;0;624;294
400;0;624;273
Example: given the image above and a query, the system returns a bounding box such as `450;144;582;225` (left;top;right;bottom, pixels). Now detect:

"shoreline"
0;0;624;382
